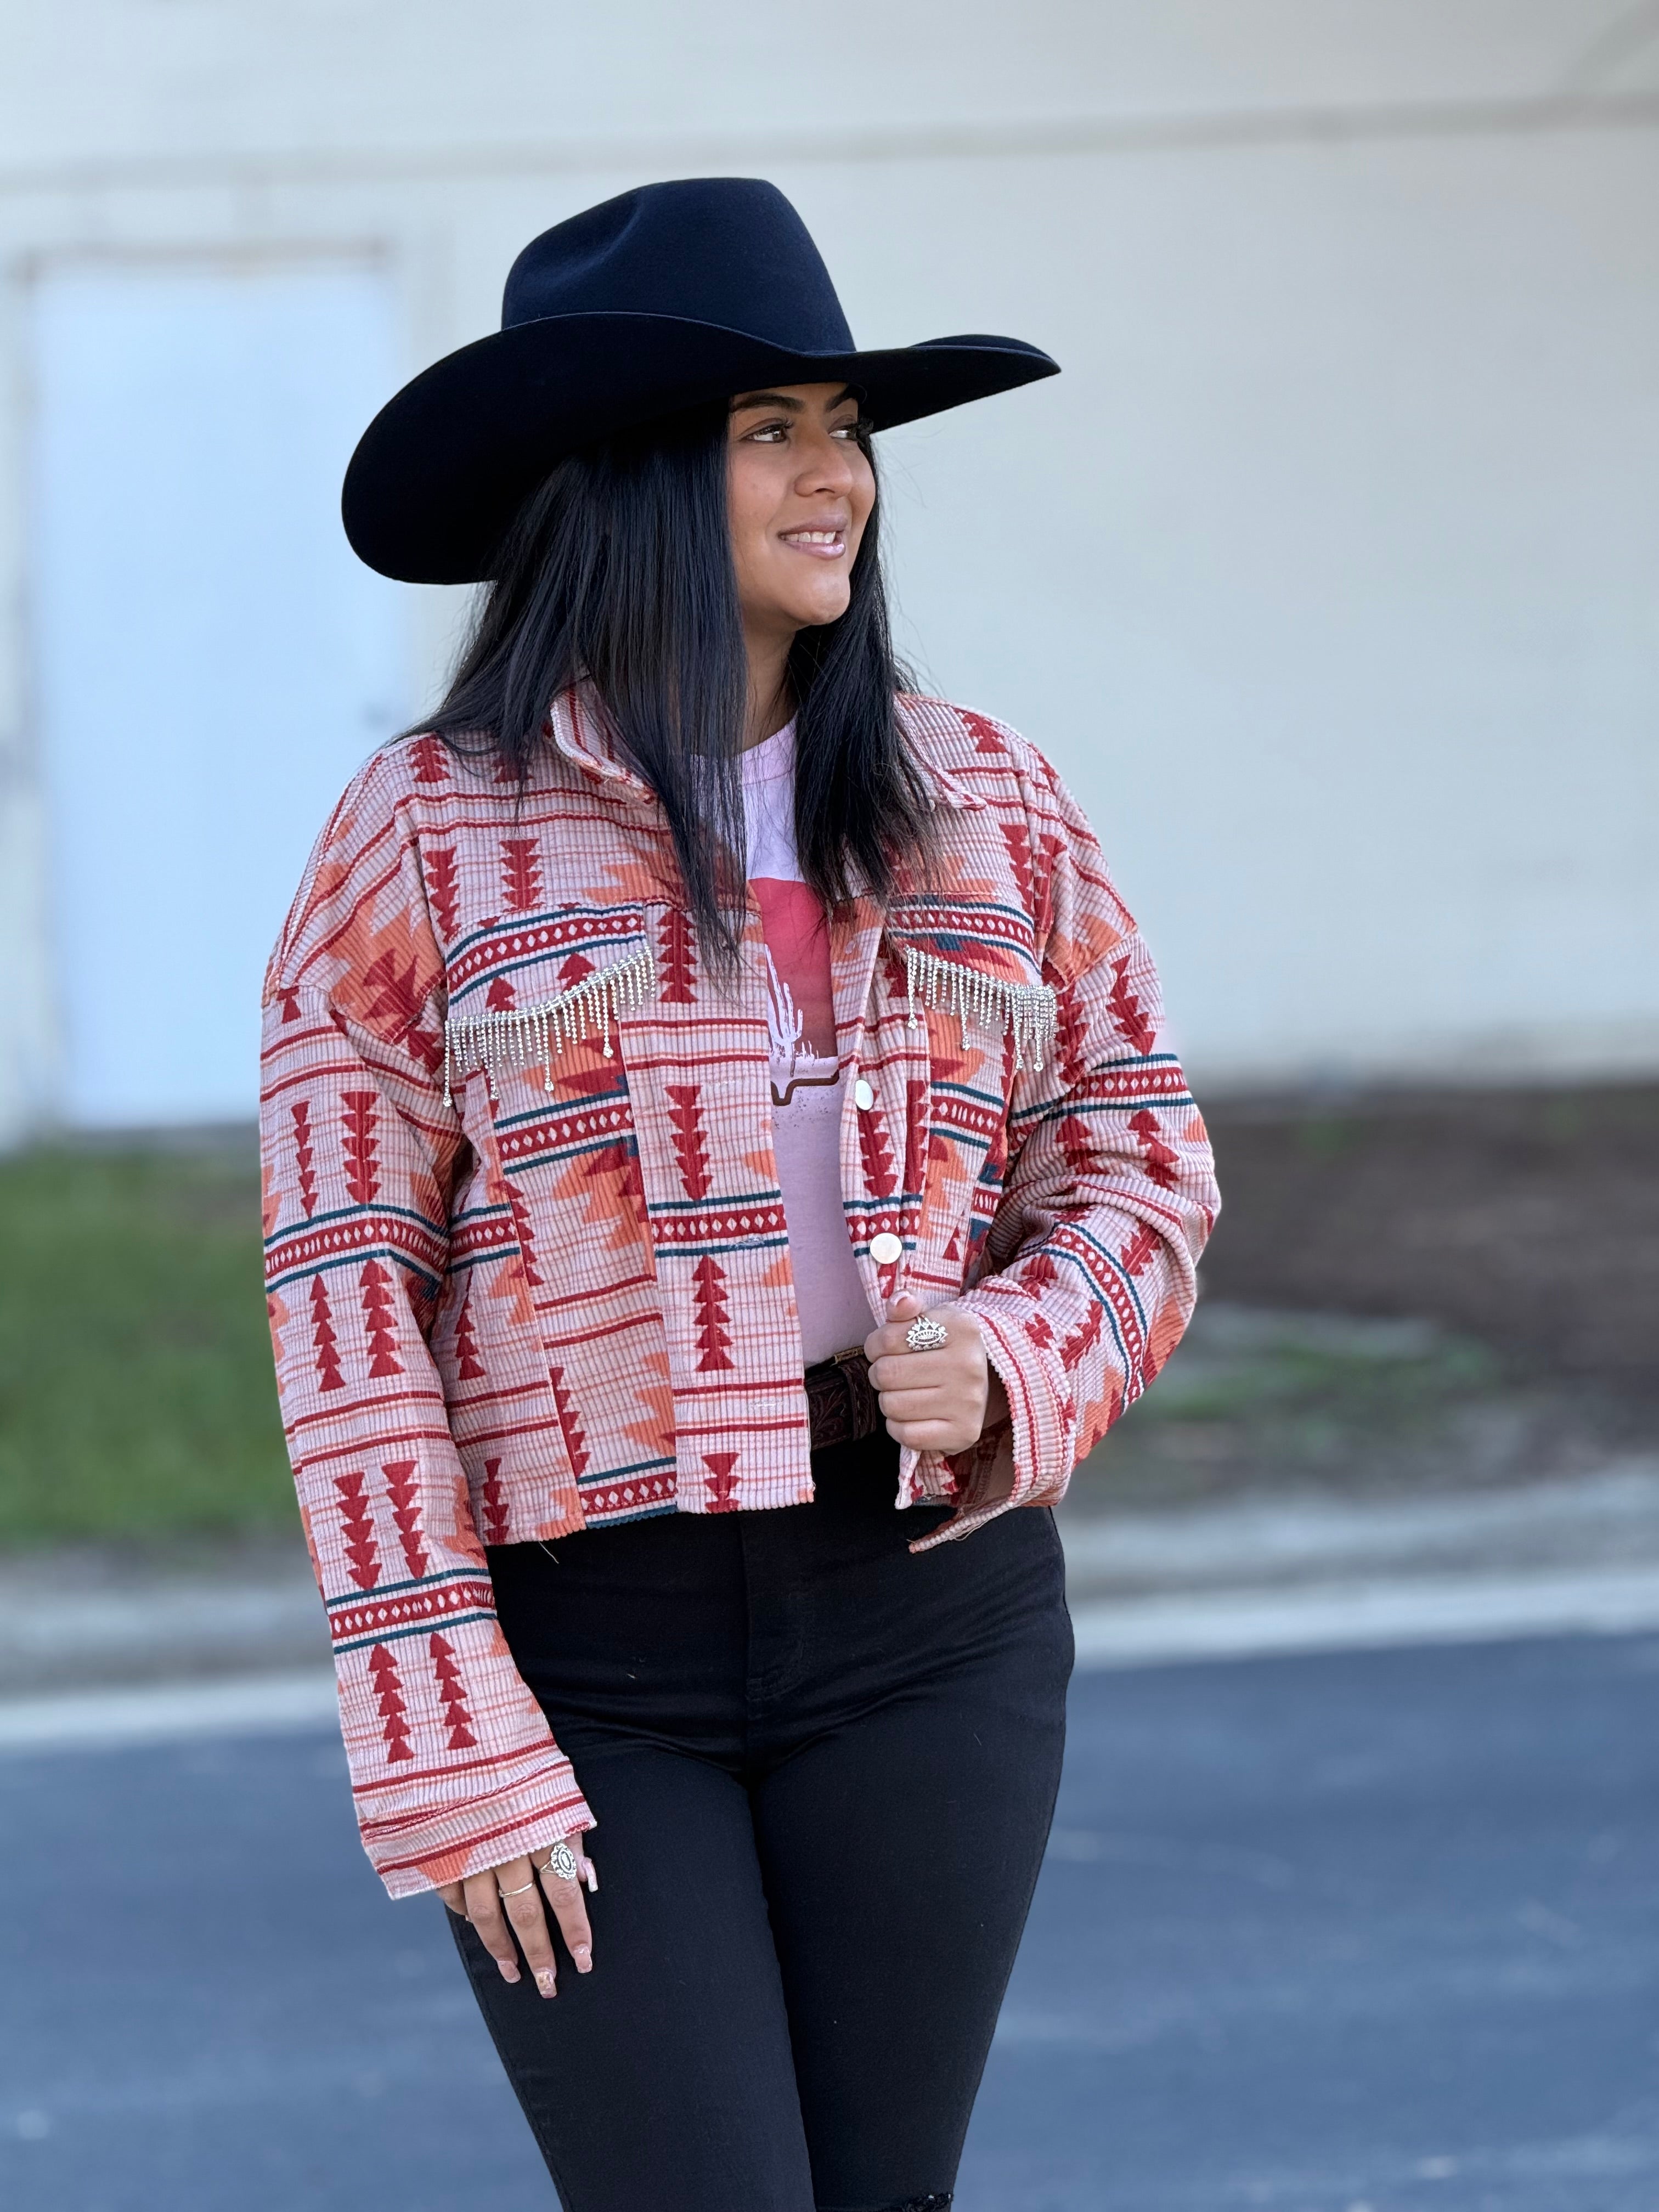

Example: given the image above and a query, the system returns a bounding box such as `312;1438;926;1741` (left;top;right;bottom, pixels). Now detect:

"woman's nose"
798;433;856;494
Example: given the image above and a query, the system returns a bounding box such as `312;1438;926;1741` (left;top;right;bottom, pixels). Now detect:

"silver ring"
905;1314;949;1353
497;1874;538;1898
537;1840;581;1884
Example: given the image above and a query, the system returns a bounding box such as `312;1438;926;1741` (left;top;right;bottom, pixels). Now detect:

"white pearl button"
853;1079;875;1111
870;1232;903;1265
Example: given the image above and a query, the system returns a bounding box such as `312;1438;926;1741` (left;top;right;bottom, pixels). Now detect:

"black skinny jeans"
449;1431;1073;2212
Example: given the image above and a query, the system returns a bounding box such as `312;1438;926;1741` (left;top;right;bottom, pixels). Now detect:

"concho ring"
904;1314;950;1353
539;1839;581;1884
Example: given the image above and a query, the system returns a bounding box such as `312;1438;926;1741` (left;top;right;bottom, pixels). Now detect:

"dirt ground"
1067;1081;1658;1514
1197;1081;1658;1393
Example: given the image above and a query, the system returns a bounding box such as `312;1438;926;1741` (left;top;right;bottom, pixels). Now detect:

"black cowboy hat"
342;176;1059;584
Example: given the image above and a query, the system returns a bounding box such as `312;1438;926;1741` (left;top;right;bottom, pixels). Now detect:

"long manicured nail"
535;1968;557;1997
573;1944;592;1973
584;1865;599;1894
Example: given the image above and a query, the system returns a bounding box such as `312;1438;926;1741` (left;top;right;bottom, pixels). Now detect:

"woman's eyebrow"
729;387;860;415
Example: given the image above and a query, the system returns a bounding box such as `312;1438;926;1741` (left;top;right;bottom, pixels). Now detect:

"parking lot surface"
2;1631;1654;2211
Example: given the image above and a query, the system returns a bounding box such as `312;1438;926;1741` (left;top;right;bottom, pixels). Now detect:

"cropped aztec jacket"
260;686;1219;1897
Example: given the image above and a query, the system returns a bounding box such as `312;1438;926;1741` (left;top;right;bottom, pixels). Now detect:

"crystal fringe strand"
444;943;656;1107
904;948;1058;1072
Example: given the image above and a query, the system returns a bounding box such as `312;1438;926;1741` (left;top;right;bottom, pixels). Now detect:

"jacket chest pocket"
882;926;1057;1238
442;908;654;1110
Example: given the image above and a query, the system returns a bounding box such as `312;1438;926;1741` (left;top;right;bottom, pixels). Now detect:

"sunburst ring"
537;1840;582;1886
904;1314;950;1353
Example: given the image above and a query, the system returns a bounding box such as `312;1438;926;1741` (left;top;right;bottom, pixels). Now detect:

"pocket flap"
444;942;656;1104
902;947;1057;1072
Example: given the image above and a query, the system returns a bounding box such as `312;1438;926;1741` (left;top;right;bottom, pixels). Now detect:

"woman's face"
726;382;876;645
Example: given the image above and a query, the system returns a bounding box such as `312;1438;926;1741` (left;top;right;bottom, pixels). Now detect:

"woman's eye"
748;421;789;443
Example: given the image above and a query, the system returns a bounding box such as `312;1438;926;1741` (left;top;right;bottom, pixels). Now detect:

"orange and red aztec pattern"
260;686;1218;1896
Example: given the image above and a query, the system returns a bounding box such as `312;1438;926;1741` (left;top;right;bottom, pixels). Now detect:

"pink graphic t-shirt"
742;723;874;1367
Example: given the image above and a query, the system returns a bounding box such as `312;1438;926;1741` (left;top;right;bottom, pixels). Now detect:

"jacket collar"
546;682;983;813
546;682;650;798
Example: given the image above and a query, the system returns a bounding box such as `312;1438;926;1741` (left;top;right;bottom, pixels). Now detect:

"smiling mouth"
779;527;847;558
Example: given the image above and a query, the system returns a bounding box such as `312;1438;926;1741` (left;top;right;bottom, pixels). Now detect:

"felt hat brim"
342;312;1059;585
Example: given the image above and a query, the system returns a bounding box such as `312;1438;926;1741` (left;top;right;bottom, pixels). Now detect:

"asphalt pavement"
2;1629;1655;2212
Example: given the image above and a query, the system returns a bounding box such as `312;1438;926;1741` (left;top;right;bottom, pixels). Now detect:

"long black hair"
418;398;933;970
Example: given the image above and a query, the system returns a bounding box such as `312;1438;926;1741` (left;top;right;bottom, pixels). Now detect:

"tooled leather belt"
803;1348;885;1453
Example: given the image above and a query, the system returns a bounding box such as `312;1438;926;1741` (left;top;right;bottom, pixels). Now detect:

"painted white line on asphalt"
1070;1567;1659;1668
0;1670;339;1753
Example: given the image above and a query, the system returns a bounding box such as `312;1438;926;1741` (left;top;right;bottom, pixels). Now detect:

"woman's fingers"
872;1353;988;1446
887;1417;977;1451
862;1289;930;1365
867;1349;956;1395
864;1314;939;1367
457;1841;599;1999
462;1869;524;1985
863;1295;1008;1457
497;1857;563;1999
874;1383;954;1417
875;1375;984;1449
537;1842;595;1976
865;1303;988;1402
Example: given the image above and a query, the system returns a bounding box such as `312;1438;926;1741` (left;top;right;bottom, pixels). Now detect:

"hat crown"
502;178;857;355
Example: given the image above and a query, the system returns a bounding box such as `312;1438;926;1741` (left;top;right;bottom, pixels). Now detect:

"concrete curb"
0;1669;338;1753
2;1562;1657;1751
1069;1565;1659;1667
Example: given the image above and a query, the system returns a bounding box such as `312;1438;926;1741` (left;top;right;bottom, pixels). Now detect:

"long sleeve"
916;769;1219;1545
260;759;592;1897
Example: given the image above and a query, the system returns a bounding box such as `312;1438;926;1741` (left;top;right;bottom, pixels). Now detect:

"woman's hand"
864;1294;1010;1456
438;1834;598;1998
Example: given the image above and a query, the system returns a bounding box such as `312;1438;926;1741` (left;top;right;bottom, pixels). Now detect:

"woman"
262;178;1217;2212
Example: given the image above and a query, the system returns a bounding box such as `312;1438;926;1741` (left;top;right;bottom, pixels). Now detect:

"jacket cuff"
363;1751;595;1901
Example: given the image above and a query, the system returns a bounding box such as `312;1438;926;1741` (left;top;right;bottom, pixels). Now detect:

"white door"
29;258;410;1127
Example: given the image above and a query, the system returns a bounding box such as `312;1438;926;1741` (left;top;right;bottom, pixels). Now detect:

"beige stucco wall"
1;2;1655;1134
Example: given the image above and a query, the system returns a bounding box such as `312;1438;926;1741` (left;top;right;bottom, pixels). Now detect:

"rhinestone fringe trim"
443;943;656;1107
904;948;1058;1072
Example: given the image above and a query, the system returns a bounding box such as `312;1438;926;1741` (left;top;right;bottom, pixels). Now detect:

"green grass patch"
1139;1336;1502;1438
1070;1304;1517;1507
0;1141;294;1546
